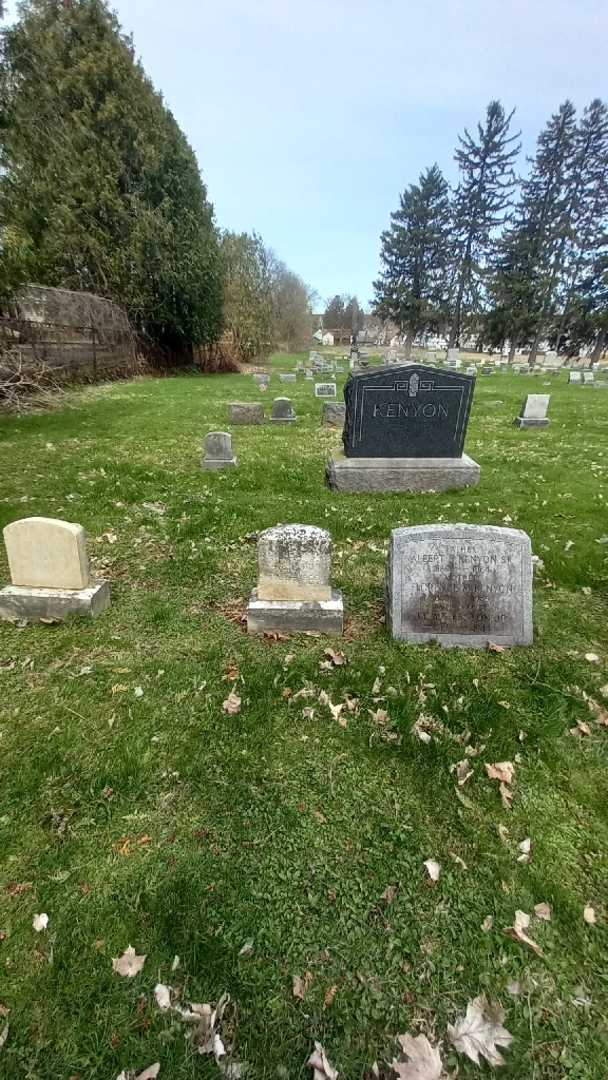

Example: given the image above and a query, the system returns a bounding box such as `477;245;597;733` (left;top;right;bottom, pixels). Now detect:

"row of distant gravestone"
0;517;533;649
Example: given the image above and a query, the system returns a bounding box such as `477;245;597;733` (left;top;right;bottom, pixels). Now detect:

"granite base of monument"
246;588;344;635
514;417;550;428
0;580;110;622
326;451;480;493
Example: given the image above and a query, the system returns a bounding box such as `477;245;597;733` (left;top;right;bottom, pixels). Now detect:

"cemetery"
0;352;607;1078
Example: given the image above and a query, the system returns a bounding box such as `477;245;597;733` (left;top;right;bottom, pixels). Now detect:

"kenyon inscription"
385;524;533;647
342;364;475;458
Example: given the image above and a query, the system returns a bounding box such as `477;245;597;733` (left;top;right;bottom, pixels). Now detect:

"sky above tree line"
4;0;606;309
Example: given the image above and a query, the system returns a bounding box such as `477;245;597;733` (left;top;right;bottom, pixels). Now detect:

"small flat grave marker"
314;382;337;398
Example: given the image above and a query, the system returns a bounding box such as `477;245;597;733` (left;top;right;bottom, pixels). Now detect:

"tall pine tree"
374;164;451;355
0;0;222;352
448;101;520;348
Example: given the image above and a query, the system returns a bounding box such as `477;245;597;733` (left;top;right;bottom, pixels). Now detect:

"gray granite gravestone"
515;394;550;428
385;524;533;647
315;382;337;398
280;373;297;383
247;524;343;635
202;431;237;471
583;371;595;384
228;402;264;425
326;364;479;492
322;402;346;428
271;397;297;423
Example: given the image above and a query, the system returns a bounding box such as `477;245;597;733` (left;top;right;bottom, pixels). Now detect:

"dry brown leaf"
222;687;241;715
583;904;597;925
324;984;339;1008
504;910;543;955
488;643;506;654
307;1040;339;1080
292;971;314;1000
117;1061;161;1080
517;838;531;863
381;884;397;905
454;759;473;786
485;761;515;785
499;782;513;810
534;902;552;921
588;698;608;726
392;1033;443;1079
447;994;513;1067
0;1024;8;1051
112;946;147;977
570;720;592;736
449;851;468;871
329;701;346;726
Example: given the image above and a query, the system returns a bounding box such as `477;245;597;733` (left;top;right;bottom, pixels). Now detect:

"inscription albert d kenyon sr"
343;364;475;458
386;524;533;647
327;363;480;492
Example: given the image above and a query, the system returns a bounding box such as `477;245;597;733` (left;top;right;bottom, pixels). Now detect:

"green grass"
0;355;607;1079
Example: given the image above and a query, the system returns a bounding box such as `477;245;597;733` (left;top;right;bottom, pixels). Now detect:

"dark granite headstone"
342;364;475;459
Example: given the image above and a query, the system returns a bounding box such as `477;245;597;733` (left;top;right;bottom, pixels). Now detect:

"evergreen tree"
0;0;222;352
374;164;451;356
323;295;345;330
343;296;364;335
448;101;520;348
491;102;577;364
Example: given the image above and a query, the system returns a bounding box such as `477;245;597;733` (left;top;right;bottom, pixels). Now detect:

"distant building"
322;331;335;346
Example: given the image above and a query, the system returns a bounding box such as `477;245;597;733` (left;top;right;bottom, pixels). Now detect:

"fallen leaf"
112;946;147;977
423;859;441;882
292;971;314;1000
488;643;506;654
588;698;608;726
381;884;397;905
222;687;241;715
392;1032;443;1079
0;1023;8;1051
329;701;346;726
324;984;338;1008
585;653;600;663
481;915;494;932
570;720;592;736
238;940;254;958
32;913;49;932
534;902;552;922
517;838;531;863
499;782;513;810
117;1064;160;1080
504;910;543;955
449;851;468;871
307;1041;339;1080
134;686;144;698
454;759;473;786
154;984;172;1011
447;994;513;1067
324;648;347;666
5;881;33;896
485;761;515;785
583;904;597;925
497;824;510;845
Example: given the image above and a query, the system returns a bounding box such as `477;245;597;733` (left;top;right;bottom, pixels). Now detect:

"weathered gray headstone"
314;382;337;398
515;394;550;428
322;402;346;428
385;524;533;647
247;524;343;635
271;397;297;423
583;371;595;384
279;373;297;383
0;517;110;622
253;373;270;388
202;431;237;471
304;369;314;380
228;402;264;425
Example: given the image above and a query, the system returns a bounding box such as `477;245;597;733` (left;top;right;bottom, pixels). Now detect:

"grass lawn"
1;354;607;1079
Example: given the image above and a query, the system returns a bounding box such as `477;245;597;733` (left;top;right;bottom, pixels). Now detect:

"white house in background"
312;328;323;343
322;331;335;346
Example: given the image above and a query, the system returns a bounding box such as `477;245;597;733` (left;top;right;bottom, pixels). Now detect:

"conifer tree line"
0;0;313;360
374;99;608;363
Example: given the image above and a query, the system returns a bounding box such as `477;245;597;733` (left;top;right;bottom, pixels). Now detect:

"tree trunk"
528;326;542;368
404;326;415;359
508;340;517;363
591;330;606;363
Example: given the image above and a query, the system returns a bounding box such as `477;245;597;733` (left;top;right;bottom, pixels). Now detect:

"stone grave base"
246;588;343;635
202;455;237;471
270;416;298;424
0;580;110;622
326;452;480;493
514;417;549;428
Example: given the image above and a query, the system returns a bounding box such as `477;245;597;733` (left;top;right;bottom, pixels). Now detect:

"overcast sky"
5;0;607;308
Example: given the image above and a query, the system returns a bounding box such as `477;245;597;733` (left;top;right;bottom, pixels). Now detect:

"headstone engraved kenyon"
326;363;480;492
386;524;533;647
0;517;110;622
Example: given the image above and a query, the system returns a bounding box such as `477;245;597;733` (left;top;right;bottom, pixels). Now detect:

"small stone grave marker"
247;525;343;634
583;371;595;384
322;402;346;428
314;382;337;398
270;397;297;423
202;431;237;471
515;394;550;428
228;402;264;425
385;524;533;647
0;517;110;622
279;373;297;383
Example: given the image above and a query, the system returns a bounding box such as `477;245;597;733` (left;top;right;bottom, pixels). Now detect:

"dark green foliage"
0;0;222;351
448;101;520;346
323;294;363;332
373;164;451;355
